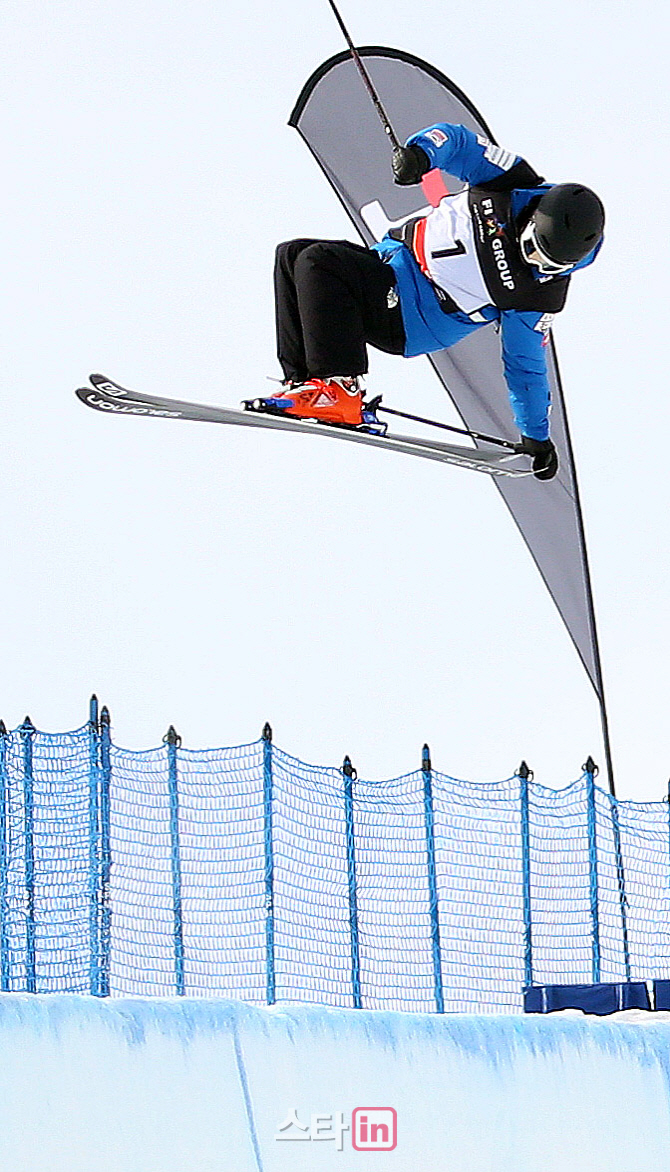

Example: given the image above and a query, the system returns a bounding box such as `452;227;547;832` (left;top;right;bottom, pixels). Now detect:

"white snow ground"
0;994;668;1171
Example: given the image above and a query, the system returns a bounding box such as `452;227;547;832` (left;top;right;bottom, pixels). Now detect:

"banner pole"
599;698;616;798
548;337;616;797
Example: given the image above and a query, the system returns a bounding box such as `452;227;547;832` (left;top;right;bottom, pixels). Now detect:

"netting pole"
99;707;112;997
165;725;185;996
519;761;534;989
0;720;9;991
20;717;36;993
262;723;276;1006
88;696;101;995
343;755;361;1009
585;757;601;984
421;744;444;1013
609;792;630;982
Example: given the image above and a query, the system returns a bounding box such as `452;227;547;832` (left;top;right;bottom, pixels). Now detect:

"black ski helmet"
532;184;605;265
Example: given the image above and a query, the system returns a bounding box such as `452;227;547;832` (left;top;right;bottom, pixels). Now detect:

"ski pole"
375;404;522;452
325;0;402;151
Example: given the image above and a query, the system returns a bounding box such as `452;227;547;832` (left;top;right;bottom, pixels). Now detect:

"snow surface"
0;994;669;1171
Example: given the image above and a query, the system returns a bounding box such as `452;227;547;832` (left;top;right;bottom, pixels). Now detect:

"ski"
76;374;532;478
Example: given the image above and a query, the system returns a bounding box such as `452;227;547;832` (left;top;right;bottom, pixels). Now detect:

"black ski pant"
274;238;406;382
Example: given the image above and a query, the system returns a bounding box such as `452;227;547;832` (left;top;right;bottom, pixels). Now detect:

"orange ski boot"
246;377;365;427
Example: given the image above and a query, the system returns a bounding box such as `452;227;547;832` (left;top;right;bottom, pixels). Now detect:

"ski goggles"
519;218;573;276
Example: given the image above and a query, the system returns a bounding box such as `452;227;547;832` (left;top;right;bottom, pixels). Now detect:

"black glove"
392;144;431;186
520;435;559;481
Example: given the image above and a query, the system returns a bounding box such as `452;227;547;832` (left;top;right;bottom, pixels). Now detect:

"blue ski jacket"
372;123;600;441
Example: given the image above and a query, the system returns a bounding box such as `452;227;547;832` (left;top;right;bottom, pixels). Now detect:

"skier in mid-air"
253;123;604;480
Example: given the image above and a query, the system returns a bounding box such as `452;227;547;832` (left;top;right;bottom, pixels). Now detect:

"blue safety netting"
0;706;668;1011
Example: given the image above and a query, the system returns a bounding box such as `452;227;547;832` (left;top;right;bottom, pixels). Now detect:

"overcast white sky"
1;0;669;799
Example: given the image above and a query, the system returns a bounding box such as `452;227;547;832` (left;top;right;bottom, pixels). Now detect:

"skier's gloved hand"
520;435;559;481
392;144;431;186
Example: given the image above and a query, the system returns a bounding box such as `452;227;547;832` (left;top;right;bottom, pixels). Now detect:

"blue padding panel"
524;982;650;1015
654;980;670;1010
523;986;545;1013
